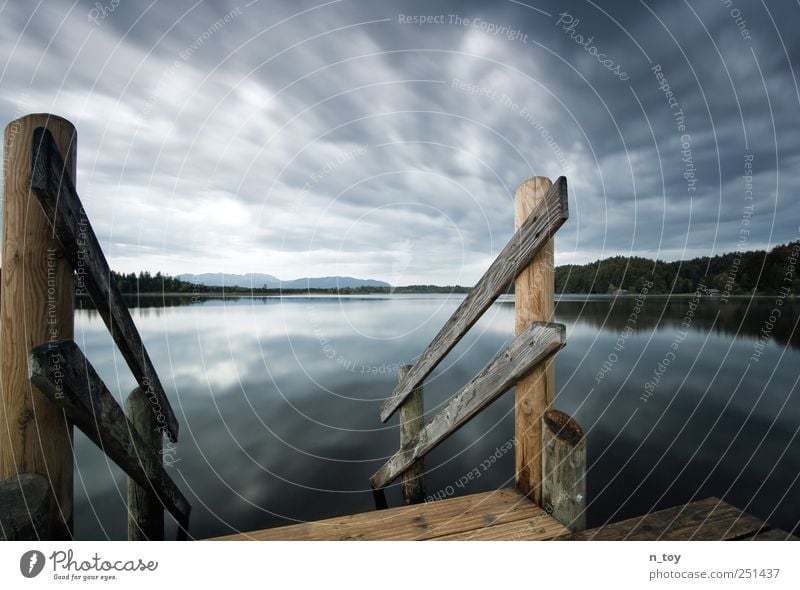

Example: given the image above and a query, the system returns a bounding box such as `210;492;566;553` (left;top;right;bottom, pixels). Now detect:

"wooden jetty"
0;114;794;542
214;492;795;541
214;489;569;541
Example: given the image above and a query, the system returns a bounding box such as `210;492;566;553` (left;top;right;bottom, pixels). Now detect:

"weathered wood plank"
433;512;569;540
541;409;586;532
29;127;178;442
398;365;425;505
567;497;766;540
371;322;566;489
514;176;556;503
0;474;51;540
29;340;190;539
745;528;799;541
213;488;565;541
1;115;75;539
127;387;164;541
380;177;568;422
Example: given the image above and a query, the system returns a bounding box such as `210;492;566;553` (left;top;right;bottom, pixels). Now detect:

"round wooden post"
542;409;586;532
126;387;164;540
398;364;425;504
0;473;51;540
514;176;555;504
0;114;76;539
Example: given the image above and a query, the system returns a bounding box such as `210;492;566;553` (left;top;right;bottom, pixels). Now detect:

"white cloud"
1;0;798;283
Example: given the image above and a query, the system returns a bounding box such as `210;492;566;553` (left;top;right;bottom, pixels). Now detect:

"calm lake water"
72;294;800;539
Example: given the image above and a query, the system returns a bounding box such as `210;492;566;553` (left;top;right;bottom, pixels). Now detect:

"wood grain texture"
565;497;767;541
1;114;75;539
745;528;799;541
514;176;556;504
212;488;567;541
28;340;190;539
371;322;565;489
127;387;164;541
380;177;568;422
398;365;425;505
29;127;178;442
0;473;51;540
541;409;586;532
433;511;569;540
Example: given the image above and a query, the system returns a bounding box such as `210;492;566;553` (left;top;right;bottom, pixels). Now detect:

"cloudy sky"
1;0;798;284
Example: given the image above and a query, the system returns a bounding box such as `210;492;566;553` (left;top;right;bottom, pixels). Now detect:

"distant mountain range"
178;273;391;290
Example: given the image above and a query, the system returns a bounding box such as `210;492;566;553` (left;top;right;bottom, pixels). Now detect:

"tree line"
554;241;800;295
106;272;471;295
103;240;799;296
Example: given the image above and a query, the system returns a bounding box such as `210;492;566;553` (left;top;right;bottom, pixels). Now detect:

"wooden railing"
0;115;189;540
371;322;566;489
379;178;569;422
371;176;587;532
30;127;179;443
29;341;191;538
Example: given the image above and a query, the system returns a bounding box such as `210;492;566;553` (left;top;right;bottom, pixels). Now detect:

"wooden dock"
2;114;796;543
213;490;794;541
214;489;569;541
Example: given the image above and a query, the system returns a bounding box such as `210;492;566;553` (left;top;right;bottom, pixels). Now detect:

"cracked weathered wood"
29;340;190;539
565;497;766;540
372;322;565;489
0;474;51;540
380;177;567;422
398;365;425;504
29;127;178;442
515;176;556;503
1;114;75;539
127;387;164;540
214;488;568;541
542;409;586;532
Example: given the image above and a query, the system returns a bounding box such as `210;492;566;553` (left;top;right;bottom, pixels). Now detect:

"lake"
71;294;800;539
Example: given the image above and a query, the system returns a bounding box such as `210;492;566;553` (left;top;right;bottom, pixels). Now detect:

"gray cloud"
1;0;798;283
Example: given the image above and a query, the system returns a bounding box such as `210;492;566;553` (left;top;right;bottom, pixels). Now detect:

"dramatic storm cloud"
1;0;798;284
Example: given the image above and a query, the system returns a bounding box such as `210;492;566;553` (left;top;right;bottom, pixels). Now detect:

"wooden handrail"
380;177;568;422
371;321;565;489
29;340;190;539
29;127;179;442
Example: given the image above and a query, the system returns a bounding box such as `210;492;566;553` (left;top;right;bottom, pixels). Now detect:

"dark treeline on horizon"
555;241;800;295
100;241;799;297
104;272;472;295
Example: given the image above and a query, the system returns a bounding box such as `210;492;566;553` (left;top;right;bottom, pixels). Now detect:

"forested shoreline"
102;241;799;297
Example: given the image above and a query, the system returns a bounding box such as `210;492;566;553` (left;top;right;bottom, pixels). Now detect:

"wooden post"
30;340;190;537
514;176;555;504
371;486;388;511
371;323;565;490
126;387;164;540
0;473;51;540
398;364;425;504
541;409;586;532
0;114;76;539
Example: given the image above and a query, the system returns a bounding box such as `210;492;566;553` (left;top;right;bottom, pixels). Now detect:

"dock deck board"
211;491;792;541
213;488;568;541
566;497;794;541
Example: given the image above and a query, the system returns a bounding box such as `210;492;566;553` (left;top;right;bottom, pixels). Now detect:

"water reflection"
72;295;799;539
